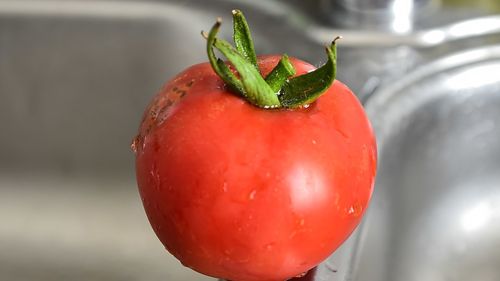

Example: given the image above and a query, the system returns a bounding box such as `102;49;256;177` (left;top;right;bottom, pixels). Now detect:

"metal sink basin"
354;45;500;281
2;0;500;281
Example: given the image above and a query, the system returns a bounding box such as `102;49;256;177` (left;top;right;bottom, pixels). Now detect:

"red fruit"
134;10;376;281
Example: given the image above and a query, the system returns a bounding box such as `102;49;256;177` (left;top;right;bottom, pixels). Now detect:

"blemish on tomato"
150;108;159;119
157;106;169;123
130;135;141;154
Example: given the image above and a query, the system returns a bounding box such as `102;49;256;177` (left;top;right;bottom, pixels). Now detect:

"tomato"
134;55;376;281
133;10;376;281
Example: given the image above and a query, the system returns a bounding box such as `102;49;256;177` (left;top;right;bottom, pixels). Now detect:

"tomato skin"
135;56;376;281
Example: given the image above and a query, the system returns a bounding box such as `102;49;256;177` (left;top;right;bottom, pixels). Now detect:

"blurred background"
1;0;500;280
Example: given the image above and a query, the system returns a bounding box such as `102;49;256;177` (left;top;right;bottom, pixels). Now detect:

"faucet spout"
320;0;436;33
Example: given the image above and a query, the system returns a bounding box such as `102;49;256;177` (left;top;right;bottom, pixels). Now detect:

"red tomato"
133;55;376;281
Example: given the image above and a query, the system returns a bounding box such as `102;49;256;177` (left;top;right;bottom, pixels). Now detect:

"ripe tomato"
134;9;376;281
134;55;376;281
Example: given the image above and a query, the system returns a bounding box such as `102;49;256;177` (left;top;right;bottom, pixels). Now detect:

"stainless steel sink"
0;1;214;280
355;45;500;281
2;0;500;280
0;1;320;281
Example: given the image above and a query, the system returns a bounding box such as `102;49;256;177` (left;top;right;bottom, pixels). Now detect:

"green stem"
203;11;339;109
213;38;281;107
279;37;340;108
203;18;243;94
232;9;258;69
204;21;281;108
265;54;296;93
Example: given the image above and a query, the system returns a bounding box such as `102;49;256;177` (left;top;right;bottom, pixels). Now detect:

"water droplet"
265;242;276;250
222;182;228;192
190;233;198;243
141;197;150;208
294;271;307;278
346;201;363;217
312;139;317;145
150;163;161;190
248;189;257;200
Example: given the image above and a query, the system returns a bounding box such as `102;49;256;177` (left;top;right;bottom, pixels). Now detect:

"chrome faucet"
319;0;435;33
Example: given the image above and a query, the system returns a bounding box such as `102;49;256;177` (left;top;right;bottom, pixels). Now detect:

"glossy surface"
354;45;500;281
135;56;376;281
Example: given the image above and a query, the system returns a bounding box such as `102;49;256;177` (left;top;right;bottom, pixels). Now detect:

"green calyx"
202;9;339;109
